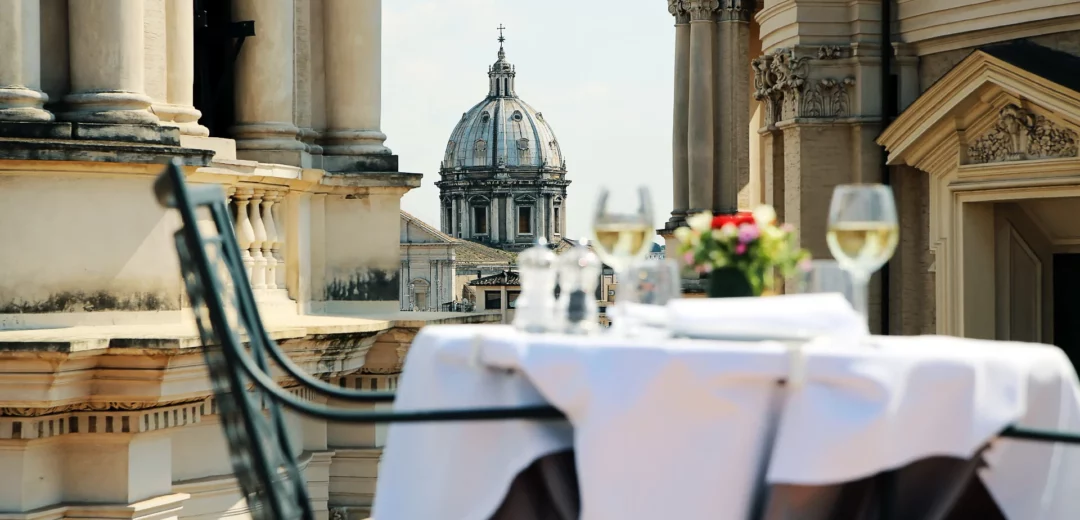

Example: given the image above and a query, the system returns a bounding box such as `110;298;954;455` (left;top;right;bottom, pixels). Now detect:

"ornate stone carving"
329;507;347;520
474;139;487;155
0;398;206;417
817;45;844;60
753;48;808;125
800;77;856;118
686;0;719;21
753;47;856;125
717;0;752;21
665;0;691;23
966;104;1079;164
517;138;530;151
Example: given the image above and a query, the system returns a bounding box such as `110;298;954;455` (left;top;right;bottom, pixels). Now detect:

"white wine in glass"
591;185;655;333
825;184;899;324
593;220;652;272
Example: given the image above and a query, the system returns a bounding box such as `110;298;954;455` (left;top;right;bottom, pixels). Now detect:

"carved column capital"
753;47;857;125
668;0;690;23
717;0;752;22
686;0;719;21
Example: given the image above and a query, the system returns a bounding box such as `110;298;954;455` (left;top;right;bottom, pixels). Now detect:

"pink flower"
683;251;695;265
735;243;747;255
798;258;813;272
737;223;760;243
781;223;795;233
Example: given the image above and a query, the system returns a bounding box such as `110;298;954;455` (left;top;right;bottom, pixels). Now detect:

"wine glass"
825;184;899;324
591;185;655;333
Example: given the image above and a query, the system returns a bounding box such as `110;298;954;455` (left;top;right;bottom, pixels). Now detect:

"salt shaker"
556;239;601;334
513;238;558;333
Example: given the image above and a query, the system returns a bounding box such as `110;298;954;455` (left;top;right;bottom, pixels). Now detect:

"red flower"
711;212;755;229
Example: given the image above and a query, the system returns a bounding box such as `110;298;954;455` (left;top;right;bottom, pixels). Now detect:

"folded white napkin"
667;293;869;340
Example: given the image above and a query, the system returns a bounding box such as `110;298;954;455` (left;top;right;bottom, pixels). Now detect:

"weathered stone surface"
325;270;401;302
322;153;400;173
320;171;423;189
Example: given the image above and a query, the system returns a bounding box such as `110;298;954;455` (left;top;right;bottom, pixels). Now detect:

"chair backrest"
155;159;313;520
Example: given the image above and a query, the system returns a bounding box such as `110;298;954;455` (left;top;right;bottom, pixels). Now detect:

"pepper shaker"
513;238;558;333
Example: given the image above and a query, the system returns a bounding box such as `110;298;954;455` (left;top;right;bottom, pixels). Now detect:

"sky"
383;0;674;242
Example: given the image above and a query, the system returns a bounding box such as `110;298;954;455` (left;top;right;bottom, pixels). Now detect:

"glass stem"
851;272;870;327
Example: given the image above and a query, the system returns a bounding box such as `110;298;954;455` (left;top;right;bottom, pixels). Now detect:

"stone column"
450;197;458;237
685;0;717;215
668;0;690;225
65;0;157;124
491;196;501;242
0;0;51;121
714;0;751;213
232;0;304;154
322;0;392;162
165;0;208;136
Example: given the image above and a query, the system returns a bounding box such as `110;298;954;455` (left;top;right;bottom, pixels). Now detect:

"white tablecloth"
373;325;1080;520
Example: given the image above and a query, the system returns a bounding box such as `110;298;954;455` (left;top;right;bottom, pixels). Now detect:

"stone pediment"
879;42;1080;176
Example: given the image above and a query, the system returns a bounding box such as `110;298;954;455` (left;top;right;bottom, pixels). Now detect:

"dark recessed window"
518;206;533;235
473;206;488;235
485;291;502;310
507;291;520;309
554;207;561;235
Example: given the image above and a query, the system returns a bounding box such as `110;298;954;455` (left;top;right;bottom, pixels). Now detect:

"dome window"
536;112;544;121
511;110;523;122
481;112;491;124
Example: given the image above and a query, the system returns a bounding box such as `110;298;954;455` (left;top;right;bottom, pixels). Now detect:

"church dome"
440;40;566;172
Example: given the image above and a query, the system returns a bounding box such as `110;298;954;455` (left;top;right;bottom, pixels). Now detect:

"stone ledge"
0;121;182;145
322;153;399;173
320;171;423;189
0;137;213;167
0;312;499;353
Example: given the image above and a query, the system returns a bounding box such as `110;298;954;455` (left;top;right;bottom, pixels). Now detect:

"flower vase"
706;267;757;298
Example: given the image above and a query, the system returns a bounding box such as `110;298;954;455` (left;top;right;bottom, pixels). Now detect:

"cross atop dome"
497;24;507;61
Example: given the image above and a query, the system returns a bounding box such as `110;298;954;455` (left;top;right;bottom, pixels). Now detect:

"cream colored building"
663;0;1080;363
0;1;494;519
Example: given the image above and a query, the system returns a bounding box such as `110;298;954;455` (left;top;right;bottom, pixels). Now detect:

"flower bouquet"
674;206;811;297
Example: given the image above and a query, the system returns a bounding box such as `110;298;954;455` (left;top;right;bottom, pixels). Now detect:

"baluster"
271;190;287;289
249;189;268;290
233;188;256;280
261;191;278;290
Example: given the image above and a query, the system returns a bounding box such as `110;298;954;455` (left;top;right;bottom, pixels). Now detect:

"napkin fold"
667;293;869;340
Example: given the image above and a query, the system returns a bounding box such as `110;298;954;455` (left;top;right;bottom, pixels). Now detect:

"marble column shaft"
322;0;390;155
686;1;716;214
232;0;303;151
165;0;208;136
0;0;51;121
65;0;157;124
714;2;751;213
669;1;690;224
